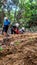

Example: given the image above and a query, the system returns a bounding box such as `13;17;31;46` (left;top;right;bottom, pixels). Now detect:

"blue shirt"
4;20;10;26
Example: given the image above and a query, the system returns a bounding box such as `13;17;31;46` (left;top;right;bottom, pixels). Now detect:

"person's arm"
9;20;11;26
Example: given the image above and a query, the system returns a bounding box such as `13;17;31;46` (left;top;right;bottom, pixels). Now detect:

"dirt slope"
0;33;37;65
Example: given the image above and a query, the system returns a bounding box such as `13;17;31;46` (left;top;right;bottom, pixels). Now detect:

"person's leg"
5;25;9;36
3;25;8;36
3;32;7;36
3;26;6;36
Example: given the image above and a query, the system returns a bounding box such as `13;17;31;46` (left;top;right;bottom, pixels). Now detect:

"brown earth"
0;33;37;65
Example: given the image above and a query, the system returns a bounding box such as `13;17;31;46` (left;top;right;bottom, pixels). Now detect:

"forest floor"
0;33;37;65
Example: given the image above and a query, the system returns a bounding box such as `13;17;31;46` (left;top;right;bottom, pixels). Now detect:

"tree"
17;0;37;28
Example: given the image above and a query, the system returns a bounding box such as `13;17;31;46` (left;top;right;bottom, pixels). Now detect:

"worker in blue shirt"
3;17;10;36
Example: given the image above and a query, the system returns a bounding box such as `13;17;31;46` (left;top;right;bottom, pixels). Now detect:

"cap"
22;27;25;30
15;23;19;27
4;17;8;20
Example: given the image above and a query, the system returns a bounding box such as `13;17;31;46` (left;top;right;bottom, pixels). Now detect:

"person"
19;27;25;34
15;23;20;34
11;23;19;34
3;17;10;36
11;25;16;34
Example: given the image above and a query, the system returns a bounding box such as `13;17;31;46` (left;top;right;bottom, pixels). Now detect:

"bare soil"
0;33;37;65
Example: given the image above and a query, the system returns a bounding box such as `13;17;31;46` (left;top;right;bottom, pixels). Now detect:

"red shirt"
15;29;19;34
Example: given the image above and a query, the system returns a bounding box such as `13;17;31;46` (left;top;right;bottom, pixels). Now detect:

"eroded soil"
0;33;37;65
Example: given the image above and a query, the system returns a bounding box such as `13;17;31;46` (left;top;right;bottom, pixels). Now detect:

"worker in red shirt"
11;23;20;34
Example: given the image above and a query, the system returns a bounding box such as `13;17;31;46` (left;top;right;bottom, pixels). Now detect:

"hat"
15;23;19;27
22;27;25;30
4;17;8;20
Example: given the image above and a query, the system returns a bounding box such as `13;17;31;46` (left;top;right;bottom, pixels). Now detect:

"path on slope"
0;33;37;65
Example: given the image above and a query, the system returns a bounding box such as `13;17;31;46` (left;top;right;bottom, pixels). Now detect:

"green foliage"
18;0;37;28
0;46;3;51
15;41;20;45
0;0;37;30
12;0;19;5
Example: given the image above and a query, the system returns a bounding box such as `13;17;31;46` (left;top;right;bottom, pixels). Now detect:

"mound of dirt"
0;33;37;65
